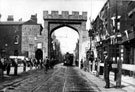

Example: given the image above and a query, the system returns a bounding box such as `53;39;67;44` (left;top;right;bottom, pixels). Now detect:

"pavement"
77;67;135;92
106;72;135;92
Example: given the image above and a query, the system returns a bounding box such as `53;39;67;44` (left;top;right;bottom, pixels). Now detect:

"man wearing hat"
104;51;112;88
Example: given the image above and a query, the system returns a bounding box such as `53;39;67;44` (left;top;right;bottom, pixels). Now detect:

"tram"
63;52;74;66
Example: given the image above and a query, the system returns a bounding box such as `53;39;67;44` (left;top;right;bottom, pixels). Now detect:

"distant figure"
23;58;27;72
50;58;54;69
104;51;112;88
5;58;11;75
44;57;49;73
39;59;43;69
12;58;18;75
90;51;94;71
0;58;5;78
81;59;83;69
83;58;88;71
75;59;78;66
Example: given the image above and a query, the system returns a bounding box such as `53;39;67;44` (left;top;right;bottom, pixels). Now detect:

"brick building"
120;1;135;77
0;15;23;58
91;0;135;77
0;15;43;58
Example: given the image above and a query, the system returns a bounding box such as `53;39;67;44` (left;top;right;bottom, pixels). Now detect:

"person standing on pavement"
5;58;11;75
90;51;94;71
13;58;18;75
43;57;49;73
23;58;27;72
81;59;83;69
103;51;112;88
0;58;5;78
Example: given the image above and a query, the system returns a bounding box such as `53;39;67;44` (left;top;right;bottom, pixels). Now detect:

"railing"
100;63;135;71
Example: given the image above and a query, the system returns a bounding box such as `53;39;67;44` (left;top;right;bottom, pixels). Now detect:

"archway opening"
35;49;43;61
50;26;79;64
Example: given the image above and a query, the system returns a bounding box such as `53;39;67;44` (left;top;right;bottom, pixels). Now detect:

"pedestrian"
83;58;88;71
33;58;38;68
103;51;112;88
13;58;18;76
23;58;27;72
81;59;83;69
0;58;5;79
39;59;43;69
75;60;78;66
29;58;33;70
43;57;49;73
5;58;11;75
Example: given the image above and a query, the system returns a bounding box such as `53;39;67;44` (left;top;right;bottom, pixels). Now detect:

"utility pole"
115;0;122;88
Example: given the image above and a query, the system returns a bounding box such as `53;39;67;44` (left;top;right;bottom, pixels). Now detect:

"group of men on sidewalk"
0;56;56;80
0;58;12;78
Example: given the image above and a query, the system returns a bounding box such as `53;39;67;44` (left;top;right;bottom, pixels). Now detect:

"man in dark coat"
12;58;18;75
0;58;5;78
44;57;49;73
104;51;112;88
5;58;11;75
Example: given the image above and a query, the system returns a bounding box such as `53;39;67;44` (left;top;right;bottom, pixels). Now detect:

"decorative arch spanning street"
43;11;88;68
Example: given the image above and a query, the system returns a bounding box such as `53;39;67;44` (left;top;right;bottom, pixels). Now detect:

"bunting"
98;3;110;40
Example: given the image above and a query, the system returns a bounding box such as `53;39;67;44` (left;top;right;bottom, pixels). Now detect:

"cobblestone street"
0;64;101;92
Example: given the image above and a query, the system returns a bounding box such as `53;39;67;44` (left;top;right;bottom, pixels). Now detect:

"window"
14;35;19;44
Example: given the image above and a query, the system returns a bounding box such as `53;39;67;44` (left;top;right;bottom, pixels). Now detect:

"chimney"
31;14;37;23
7;15;14;21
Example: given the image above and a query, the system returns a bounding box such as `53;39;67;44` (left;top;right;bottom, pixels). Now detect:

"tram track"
31;67;60;92
0;74;34;91
0;69;55;92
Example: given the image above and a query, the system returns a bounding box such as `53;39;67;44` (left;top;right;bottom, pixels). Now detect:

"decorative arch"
43;11;88;68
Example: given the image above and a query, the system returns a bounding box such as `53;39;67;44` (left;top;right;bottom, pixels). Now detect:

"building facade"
121;1;135;77
0;16;23;58
21;20;43;58
91;0;135;77
0;15;43;59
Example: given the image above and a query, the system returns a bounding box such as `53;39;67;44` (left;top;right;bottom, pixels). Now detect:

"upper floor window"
14;35;19;44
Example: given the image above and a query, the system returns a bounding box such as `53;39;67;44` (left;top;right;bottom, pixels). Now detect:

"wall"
21;24;41;58
0;24;22;57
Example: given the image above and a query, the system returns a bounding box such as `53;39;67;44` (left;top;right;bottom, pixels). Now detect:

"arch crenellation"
43;10;88;69
43;11;87;20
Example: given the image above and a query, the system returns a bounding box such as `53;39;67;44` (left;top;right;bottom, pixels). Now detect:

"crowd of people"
0;56;57;79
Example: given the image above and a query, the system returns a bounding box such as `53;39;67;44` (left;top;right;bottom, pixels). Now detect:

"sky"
0;0;107;54
0;0;107;29
54;27;79;54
